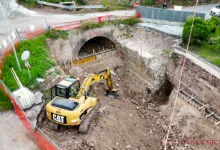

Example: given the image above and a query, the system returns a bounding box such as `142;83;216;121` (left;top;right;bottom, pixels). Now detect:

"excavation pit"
37;27;220;150
37;55;172;150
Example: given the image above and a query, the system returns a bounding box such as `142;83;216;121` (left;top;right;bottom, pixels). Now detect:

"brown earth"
38;56;169;150
38;53;220;150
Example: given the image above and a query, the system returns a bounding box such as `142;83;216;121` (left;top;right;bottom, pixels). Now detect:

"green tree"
182;17;211;45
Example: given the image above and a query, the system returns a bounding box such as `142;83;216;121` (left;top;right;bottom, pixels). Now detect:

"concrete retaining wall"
117;42;169;93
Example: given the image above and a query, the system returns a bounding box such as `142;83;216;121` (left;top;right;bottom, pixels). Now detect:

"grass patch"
0;35;55;110
118;18;142;26
0;90;13;111
99;0;134;11
182;16;220;67
163;49;171;55
45;30;69;39
18;0;83;8
81;17;142;30
18;0;38;8
191;18;220;67
81;21;107;30
190;42;220;67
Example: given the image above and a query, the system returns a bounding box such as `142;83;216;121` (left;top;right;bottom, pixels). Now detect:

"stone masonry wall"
167;53;220;113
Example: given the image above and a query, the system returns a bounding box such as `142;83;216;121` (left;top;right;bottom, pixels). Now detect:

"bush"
80;21;106;30
118;17;142;26
182;17;211;45
100;0;132;11
18;0;83;7
80;18;142;30
206;16;220;33
45;30;69;39
145;0;155;5
18;0;37;7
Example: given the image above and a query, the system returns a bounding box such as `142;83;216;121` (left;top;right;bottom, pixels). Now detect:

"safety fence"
136;6;206;25
51;15;113;31
58;49;117;68
0;80;60;150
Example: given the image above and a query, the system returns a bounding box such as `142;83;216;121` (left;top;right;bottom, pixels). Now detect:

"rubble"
34;91;43;104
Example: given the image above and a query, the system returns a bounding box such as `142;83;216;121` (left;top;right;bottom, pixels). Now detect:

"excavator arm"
76;67;117;99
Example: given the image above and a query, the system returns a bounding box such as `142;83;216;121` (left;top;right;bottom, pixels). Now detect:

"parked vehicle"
210;5;220;17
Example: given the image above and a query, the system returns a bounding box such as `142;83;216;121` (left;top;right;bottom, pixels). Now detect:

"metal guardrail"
37;0;104;10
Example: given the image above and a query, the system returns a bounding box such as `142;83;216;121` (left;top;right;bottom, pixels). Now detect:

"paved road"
182;3;218;13
138;3;220;37
0;0;134;40
0;111;39;150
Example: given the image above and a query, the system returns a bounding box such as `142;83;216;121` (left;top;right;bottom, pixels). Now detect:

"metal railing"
37;0;104;10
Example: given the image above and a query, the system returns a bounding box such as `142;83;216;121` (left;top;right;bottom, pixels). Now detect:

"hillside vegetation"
18;0;220;9
182;16;220;67
0;33;60;110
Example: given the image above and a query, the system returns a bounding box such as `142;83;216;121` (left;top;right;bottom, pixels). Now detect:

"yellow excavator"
46;67;118;132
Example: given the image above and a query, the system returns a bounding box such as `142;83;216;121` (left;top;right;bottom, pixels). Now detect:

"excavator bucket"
106;89;119;99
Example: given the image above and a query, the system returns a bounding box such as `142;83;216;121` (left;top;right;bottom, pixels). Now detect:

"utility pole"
0;2;21;72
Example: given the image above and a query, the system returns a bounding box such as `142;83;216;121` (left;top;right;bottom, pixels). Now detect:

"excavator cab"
47;67;118;132
51;78;80;99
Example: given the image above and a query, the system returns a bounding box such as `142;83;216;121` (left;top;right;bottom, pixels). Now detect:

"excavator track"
49;121;60;131
79;103;101;133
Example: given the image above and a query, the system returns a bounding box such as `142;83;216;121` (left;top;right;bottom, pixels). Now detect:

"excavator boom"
76;67;117;99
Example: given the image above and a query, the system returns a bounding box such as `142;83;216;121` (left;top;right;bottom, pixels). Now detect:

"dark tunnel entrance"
79;36;116;57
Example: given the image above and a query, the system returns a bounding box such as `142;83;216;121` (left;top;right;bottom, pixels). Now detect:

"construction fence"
136;6;206;25
0;80;60;150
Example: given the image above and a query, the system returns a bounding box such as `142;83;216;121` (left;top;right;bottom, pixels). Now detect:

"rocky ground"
37;54;220;150
35;25;220;150
38;57;169;150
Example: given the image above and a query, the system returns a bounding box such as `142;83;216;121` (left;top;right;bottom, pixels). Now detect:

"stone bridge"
69;26;117;58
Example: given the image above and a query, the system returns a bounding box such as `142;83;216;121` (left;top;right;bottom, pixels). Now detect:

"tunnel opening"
79;36;116;57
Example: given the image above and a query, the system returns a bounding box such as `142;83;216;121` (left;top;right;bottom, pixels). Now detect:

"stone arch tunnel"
78;36;116;57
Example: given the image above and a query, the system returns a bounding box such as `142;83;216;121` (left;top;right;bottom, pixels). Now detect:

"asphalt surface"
182;3;218;13
0;0;134;40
